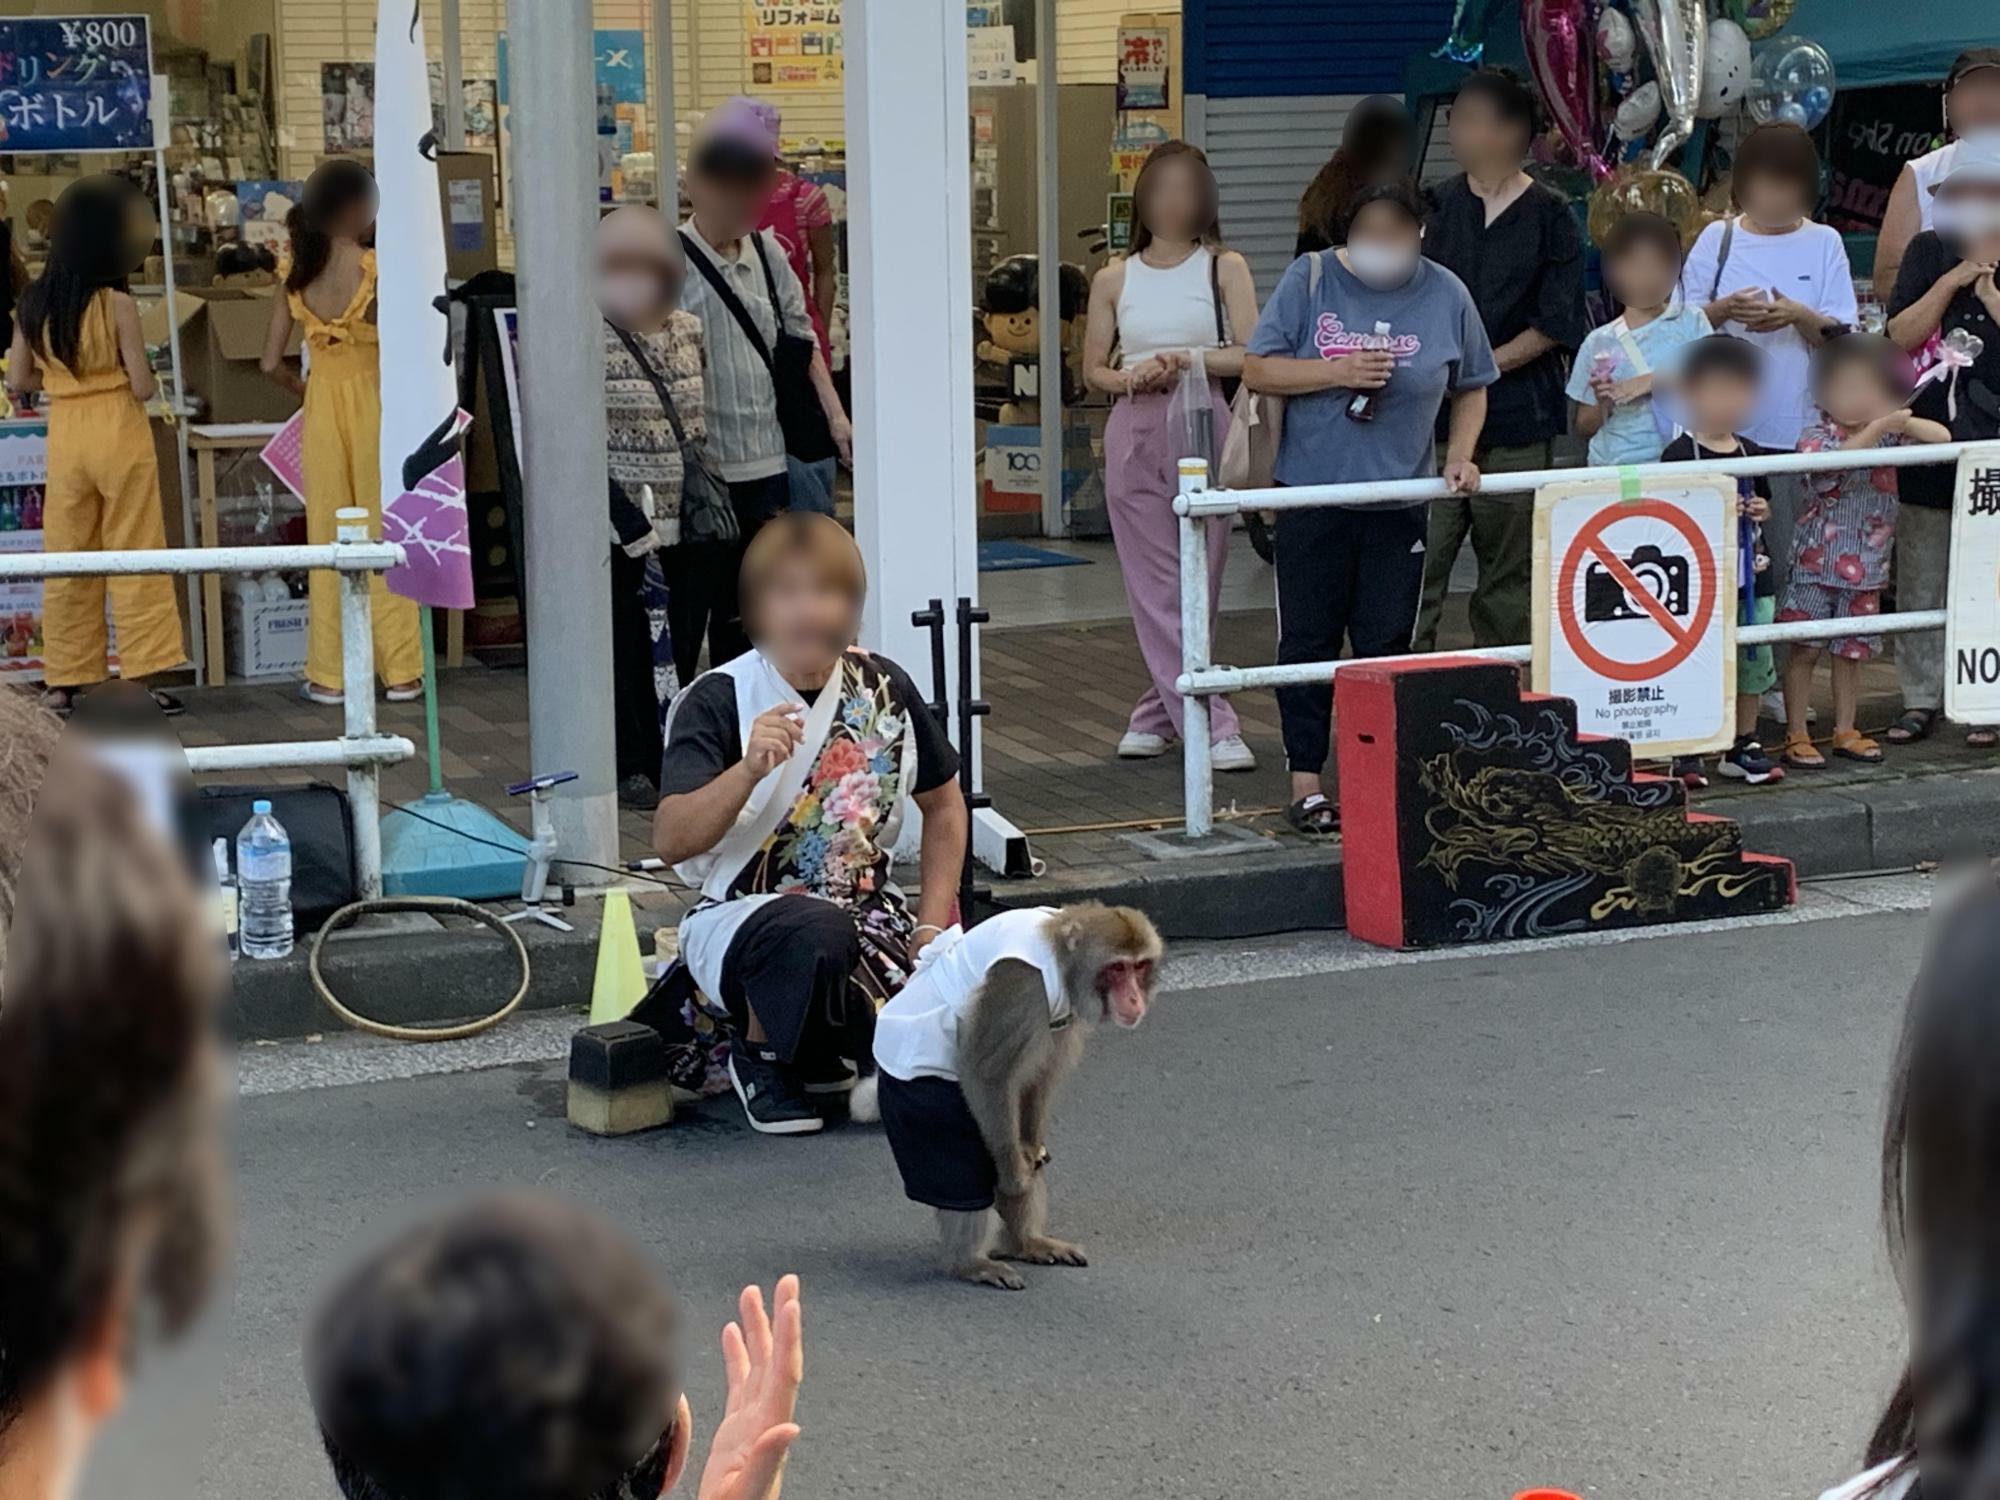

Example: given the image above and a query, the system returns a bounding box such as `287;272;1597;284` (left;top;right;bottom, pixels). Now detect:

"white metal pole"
508;0;621;872
152;141;199;677
335;509;384;899
652;0;678;209
1177;459;1213;839
441;0;466;151
1034;0;1063;538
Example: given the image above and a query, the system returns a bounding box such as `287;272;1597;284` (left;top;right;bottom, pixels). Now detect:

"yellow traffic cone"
588;888;648;1025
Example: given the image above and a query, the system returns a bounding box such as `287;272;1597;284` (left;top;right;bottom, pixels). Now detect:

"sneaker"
1117;730;1171;758
1210;734;1257;772
1671;756;1710;790
617;774;659;810
798;1055;858;1095
1761;690;1815;726
1718;736;1785;786
727;1049;824;1135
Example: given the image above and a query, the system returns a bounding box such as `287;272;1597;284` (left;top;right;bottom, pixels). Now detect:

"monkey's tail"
848;1073;881;1125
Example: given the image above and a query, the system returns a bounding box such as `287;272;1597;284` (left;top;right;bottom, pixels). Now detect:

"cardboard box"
223;591;311;680
437;152;499;281
144;286;302;424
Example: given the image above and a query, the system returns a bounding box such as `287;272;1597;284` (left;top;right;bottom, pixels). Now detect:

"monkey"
859;902;1162;1291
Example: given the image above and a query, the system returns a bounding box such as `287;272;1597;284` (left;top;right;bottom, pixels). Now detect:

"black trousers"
716;896;872;1073
1274;502;1428;775
609;545;663;786
658;472;791;682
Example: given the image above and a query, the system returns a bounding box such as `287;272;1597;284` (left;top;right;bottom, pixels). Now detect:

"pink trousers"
1104;385;1240;741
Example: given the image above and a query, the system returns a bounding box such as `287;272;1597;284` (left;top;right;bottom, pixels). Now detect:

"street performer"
645;512;969;1136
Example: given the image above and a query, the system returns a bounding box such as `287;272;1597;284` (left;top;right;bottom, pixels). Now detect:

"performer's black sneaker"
799;1056;859;1096
727;1049;824;1135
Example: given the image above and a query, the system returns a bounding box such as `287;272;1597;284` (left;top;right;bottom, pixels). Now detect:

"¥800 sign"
0;14;155;154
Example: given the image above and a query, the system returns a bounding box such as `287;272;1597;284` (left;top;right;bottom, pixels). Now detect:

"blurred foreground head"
1870;869;2000;1498
0;687;227;1485
307;1192;687;1500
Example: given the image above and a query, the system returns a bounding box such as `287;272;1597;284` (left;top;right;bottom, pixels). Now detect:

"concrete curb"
228;769;2000;1041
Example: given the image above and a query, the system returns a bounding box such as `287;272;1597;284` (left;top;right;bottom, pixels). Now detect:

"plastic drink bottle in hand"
1347;321;1395;422
236;799;294;960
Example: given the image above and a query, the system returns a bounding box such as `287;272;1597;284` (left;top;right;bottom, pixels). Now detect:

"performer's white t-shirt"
873;908;1067;1084
1819;1460;1915;1500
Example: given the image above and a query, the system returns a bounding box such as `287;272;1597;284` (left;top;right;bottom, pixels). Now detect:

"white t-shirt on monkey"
873;907;1068;1084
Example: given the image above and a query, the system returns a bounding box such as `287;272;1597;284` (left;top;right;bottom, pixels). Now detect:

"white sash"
666;650;846;902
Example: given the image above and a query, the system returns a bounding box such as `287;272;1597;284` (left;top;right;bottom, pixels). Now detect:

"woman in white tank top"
1080;142;1262;769
1872;47;2000;289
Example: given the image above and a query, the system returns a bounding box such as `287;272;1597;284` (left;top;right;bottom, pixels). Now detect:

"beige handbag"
1218;250;1323;491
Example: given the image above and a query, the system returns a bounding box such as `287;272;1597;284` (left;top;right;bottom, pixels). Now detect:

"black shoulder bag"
611;323;738;547
681;229;837;464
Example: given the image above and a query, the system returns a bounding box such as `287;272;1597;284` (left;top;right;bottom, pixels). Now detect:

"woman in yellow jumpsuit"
5;176;186;715
261;159;421;705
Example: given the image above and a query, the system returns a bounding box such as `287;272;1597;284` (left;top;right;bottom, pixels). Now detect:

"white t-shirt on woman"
1680;216;1860;451
1819;1459;1915;1500
1116;245;1227;367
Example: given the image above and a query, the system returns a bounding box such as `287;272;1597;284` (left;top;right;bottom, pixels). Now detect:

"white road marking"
236;873;1935;1098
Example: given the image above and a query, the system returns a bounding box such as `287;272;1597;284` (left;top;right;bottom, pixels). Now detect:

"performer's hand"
743;704;806;778
698;1277;803;1500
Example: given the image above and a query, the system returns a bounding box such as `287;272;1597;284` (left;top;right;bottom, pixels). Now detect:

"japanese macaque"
863;902;1163;1292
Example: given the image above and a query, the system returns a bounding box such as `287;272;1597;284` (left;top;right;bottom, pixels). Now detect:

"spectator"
1568;211;1710;465
1294;95;1414;258
1661;335;1783;787
599;205;710;809
649;513;967;1135
1683;122;1858;723
1244;179;1496;838
6;177;187;717
1777;335;1950;770
1885;133;2000;750
1080;141;1259;773
0;688;228;1500
680;97;851;534
307;1192;802;1500
262;159;424;709
1415;66;1588;653
747;98;839;369
1874;48;2000;292
1820;872;2000;1500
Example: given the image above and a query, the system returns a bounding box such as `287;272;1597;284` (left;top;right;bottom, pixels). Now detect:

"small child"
1778;333;1951;769
1567;211;1712;467
1661;335;1782;786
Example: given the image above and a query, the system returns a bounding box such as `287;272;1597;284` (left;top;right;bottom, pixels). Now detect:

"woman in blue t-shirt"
1244;179;1499;837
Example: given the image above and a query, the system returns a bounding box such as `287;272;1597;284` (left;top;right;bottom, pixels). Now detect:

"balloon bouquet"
1502;0;1837;248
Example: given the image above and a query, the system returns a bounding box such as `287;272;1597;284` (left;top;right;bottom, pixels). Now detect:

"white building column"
845;0;978;695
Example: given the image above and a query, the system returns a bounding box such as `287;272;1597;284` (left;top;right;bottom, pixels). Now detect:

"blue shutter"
1189;0;1456;99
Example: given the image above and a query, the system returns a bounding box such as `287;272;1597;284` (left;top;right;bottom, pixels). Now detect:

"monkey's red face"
1097;959;1153;1029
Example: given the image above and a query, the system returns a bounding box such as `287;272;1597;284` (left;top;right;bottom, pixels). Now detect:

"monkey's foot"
997;1236;1089;1267
956;1258;1027;1291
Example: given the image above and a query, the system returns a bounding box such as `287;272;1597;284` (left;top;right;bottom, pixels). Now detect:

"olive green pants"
1410;439;1558;652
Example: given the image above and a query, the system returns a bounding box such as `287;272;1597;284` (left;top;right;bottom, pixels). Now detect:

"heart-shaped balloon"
1632;0;1706;169
1521;0;1611;181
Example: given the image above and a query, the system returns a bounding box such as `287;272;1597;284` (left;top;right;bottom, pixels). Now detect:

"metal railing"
0;521;417;895
1172;441;1986;839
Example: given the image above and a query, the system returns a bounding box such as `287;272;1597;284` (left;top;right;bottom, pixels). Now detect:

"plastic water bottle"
236;800;294;960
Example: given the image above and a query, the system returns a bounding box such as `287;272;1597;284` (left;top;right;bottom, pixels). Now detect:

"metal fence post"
335;508;384;899
1177;458;1214;839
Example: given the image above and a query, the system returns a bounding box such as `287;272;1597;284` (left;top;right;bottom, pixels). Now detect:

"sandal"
1831;729;1884;764
148;688;185;717
1782;732;1826;770
39;686;78;718
1285;793;1340;838
1885;708;1937;744
1968;726;2000;750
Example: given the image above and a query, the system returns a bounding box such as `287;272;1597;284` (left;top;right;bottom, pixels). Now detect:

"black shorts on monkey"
878;1072;998;1212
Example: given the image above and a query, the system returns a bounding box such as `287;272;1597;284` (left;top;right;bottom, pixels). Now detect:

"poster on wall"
0;15;154;154
746;3;844;91
236;179;302;251
497;31;645;107
1116;25;1170;112
427;64;498;148
321;61;373;152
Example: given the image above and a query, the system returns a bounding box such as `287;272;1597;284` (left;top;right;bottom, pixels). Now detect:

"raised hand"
743;704;806;778
697;1277;804;1500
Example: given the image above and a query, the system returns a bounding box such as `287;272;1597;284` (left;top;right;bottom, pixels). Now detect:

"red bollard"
1514;1491;1584;1500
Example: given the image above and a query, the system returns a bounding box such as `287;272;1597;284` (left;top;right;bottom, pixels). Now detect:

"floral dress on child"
1778;421;1902;660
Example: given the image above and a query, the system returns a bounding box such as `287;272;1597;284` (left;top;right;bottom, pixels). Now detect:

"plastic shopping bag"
1166;347;1217;474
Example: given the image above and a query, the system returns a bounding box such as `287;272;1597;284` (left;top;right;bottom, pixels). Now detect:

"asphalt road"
103;897;1930;1500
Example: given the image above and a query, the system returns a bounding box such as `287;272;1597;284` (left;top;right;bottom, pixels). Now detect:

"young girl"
262;158;421;707
1566;211;1710;467
1819;871;2000;1500
1778;335;1949;770
5;175;186;716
